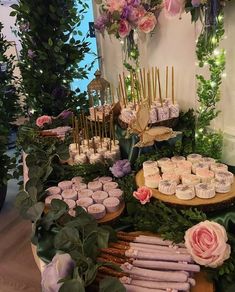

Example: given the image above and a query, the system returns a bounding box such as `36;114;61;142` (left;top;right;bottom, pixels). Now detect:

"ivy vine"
195;12;225;159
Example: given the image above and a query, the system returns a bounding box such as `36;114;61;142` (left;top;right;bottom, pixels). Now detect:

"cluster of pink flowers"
95;0;157;38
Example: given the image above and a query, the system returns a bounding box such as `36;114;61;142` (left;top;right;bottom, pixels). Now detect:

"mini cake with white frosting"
71;176;83;185
162;173;180;184
46;186;61;196
76;197;93;208
192;162;209;174
157;157;170;168
161;161;177;174
92;191;108;204
195;183;216;199
144;174;162;189
175;184;195;200
98;176;113;184
103;197;120;213
45;194;62;205
88;204;106;219
108;188;123;201
58;180;73;190
171;156;186;163
77;189;93;198
215;179;231;193
187;153;202;164
103;182;118;192
215;171;234;184
158;180;177;195
88;181;103;192
73;183;87;192
196;169;214;183
200;157;216;166
61;189;78;200
210;163;228;173
143;161;159;176
181;174;200;186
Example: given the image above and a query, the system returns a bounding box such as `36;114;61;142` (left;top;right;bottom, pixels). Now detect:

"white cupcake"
187;153;202;164
159;180;177;195
143;161;159;176
144;174;162;189
58;180;73;190
215;179;231;193
103;197;120;213
88;204;106;219
210;163;228;173
92;191;108;204
76;197;93;208
195;183;216;199
157;157;171;168
215;171;234;185
61;189;78;201
181;174;200;186
175;184;195;200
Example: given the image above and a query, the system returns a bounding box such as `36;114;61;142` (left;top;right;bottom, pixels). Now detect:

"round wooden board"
136;169;235;211
97;201;125;224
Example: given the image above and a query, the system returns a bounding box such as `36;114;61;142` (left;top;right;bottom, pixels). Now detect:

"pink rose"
133;186;152;204
36;115;52;128
106;0;126;13
118;19;131;38
184;220;231;268
128;6;146;24
164;0;185;17
138;13;157;34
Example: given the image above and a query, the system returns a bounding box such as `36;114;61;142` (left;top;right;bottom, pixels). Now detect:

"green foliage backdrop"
11;0;92;116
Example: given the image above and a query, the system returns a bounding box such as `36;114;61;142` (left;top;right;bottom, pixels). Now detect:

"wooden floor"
0;178;41;292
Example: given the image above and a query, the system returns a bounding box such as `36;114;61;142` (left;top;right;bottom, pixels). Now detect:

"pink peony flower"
133;186;152;204
164;0;185;17
106;0;126;13
36;115;52;128
138;12;157;34
184;220;231;268
118;19;131;38
128;6;146;24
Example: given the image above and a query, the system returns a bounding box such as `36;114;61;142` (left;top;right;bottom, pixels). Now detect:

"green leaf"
99;277;125;292
54;226;83;252
48;38;53;46
59;279;85;292
25;202;44;221
97;227;110;249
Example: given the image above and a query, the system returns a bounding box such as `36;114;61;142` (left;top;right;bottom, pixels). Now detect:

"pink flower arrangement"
36;115;52;128
95;0;157;39
138;12;157;33
133;186;152;204
184;220;231;268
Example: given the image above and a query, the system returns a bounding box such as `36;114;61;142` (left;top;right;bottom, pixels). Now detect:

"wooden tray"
97;201;125;224
136;169;235;211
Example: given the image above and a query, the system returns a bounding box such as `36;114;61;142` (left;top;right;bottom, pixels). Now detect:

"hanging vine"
195;6;226;159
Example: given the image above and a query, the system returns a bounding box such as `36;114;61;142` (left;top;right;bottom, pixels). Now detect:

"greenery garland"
0;21;20;188
11;0;92;116
195;12;225;159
